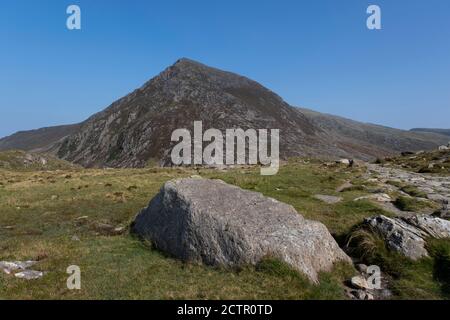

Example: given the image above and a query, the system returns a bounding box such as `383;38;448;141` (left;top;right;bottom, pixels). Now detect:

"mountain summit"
0;59;447;167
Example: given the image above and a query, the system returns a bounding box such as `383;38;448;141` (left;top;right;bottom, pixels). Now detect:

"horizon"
1;0;450;138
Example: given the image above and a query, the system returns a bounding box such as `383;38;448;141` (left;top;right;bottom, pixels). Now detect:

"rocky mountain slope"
410;128;450;137
298;108;449;159
0;58;447;168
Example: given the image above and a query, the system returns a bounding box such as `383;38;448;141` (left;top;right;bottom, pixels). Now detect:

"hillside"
0;150;79;171
410;128;450;137
298;108;449;159
0;124;81;152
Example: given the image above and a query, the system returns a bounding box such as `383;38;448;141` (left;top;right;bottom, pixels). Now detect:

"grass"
400;185;428;198
0;161;369;299
0;158;447;299
393;196;438;212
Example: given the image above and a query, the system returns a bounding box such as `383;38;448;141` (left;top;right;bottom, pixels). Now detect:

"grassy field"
0;159;448;299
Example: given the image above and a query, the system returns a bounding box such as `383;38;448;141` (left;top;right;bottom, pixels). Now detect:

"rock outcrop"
132;178;351;282
364;215;450;260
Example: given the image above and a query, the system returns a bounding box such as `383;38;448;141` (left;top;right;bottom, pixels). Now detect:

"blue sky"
1;0;449;138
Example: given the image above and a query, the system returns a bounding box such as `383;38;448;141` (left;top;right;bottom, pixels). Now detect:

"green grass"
0;162;367;299
346;226;450;300
0;159;447;300
400;186;428;198
393;196;438;212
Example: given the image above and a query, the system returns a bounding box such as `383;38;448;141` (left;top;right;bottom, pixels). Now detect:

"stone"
350;276;370;290
313;194;343;204
356;264;368;273
354;193;392;203
402;215;450;239
14;270;44;280
337;159;351;165
364;215;450;260
0;261;37;274
51;195;58;200
132;178;351;283
336;181;354;193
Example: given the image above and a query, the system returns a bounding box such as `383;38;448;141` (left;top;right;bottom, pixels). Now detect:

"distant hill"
298;108;449;158
0;150;80;171
410;128;450;137
0;124;81;152
0;58;448;167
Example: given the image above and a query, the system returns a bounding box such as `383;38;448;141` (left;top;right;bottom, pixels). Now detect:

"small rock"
337;159;351;166
14;270;44;280
353;290;368;300
71;235;80;241
0;261;38;274
313;194;343;204
354;193;392;202
351;275;370;290
356;264;368;273
51;195;59;200
113;227;126;235
336;181;354;193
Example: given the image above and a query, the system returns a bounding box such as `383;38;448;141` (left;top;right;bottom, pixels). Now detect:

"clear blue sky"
1;0;449;138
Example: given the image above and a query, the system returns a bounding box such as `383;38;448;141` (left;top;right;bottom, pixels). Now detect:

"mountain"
410;128;450;137
0;58;448;168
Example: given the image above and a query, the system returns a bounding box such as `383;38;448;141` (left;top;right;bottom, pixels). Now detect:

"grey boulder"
132;178;351;282
364;215;450;260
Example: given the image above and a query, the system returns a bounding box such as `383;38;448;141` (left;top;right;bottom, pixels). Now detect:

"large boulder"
132;178;351;282
364;215;450;260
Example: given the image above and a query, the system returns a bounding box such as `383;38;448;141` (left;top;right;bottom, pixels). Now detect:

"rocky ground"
366;163;449;217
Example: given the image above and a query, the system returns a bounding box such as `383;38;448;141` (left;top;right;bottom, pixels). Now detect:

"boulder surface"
132;178;351;282
364;215;450;260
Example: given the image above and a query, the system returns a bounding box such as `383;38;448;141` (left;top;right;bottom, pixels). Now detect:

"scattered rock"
51;195;59;200
351;289;374;300
337;159;351;166
132;178;351;283
354;193;392;202
14;270;44;280
93;222;125;236
113;226;126;235
313;194;343;204
356;264;368;273
336;181;354;193
364;215;450;260
350;275;371;290
0;261;37;274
